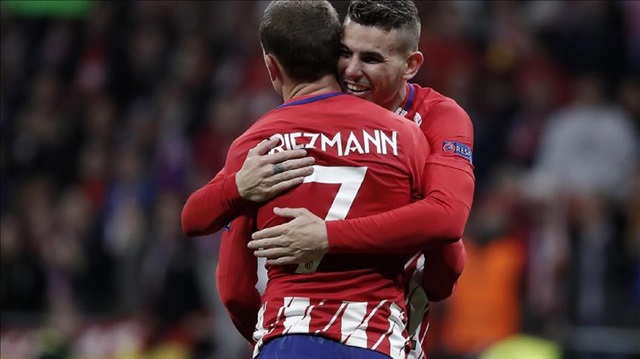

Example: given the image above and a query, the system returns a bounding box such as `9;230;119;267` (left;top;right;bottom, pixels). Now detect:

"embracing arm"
181;138;314;237
328;98;474;253
182;168;245;236
248;98;474;284
216;212;261;343
327;162;474;253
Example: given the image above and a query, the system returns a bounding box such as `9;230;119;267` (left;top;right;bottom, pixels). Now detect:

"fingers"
272;207;310;217
271;165;314;183
266;257;298;266
247;238;271;250
250;208;308;241
251;224;286;240
249;138;280;156
253;247;291;260
276;157;316;173
264;149;312;165
269;178;305;194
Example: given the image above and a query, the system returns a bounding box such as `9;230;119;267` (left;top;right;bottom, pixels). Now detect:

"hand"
248;207;329;265
236;138;315;202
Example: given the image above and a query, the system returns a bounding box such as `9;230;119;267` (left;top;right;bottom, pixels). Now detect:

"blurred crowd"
1;1;639;359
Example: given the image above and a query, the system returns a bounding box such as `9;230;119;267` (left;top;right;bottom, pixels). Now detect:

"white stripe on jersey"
253;298;408;359
405;253;430;359
253;303;268;357
318;301;347;334
405;254;427;334
341;302;368;347
282;297;312;334
404;252;422;270
349;300;387;347
388;302;408;358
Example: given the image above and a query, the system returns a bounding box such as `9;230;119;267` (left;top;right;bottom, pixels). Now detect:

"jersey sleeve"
421;239;466;302
423;98;474;175
216;210;261;343
326;99;475;253
181;137;254;237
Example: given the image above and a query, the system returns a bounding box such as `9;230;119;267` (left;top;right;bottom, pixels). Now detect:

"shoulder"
412;84;473;135
414;84;470;121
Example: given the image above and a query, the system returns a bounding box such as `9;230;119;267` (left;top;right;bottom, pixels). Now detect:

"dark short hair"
346;0;421;54
260;0;342;83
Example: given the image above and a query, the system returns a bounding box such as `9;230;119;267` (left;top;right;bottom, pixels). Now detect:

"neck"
384;82;408;112
282;74;342;102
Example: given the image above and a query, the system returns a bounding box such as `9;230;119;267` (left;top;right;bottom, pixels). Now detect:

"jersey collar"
397;83;415;115
277;92;344;109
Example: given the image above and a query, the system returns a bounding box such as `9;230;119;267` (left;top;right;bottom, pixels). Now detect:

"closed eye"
339;45;352;58
361;52;384;64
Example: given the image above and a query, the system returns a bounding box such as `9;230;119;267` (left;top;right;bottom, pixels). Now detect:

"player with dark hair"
211;1;433;358
247;1;475;358
182;0;474;358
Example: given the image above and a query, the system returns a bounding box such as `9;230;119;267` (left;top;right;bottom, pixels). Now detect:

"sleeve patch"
442;141;473;163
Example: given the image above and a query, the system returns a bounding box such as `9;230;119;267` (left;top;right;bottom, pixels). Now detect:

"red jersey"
217;92;430;359
326;83;475;253
392;84;474;359
188;83;475;359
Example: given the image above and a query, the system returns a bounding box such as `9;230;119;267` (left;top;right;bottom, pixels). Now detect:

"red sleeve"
421;239;466;302
216;211;261;343
326;98;475;253
182;133;261;237
181;167;248;236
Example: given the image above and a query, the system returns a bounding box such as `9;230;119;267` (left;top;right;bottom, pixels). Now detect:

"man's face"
338;19;409;111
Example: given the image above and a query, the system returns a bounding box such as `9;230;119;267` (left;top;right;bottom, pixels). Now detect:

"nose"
342;58;362;79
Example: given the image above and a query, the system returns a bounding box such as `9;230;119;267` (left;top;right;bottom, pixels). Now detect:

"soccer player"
181;0;475;358
212;1;432;358
246;1;474;358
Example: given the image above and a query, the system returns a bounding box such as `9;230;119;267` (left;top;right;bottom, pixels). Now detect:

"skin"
338;19;422;111
235;139;315;202
247;19;425;265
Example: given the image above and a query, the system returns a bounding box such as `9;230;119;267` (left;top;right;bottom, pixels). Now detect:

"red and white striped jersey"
219;92;431;359
252;297;407;358
395;83;474;359
404;253;429;359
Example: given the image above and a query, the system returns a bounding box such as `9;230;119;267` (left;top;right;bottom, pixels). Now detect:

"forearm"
182;171;248;236
421;239;466;301
327;163;473;253
327;196;469;253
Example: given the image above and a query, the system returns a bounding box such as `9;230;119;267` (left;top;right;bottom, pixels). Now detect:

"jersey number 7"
295;165;368;273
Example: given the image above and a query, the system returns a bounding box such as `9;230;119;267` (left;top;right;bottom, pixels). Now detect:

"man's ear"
403;50;424;81
264;53;281;82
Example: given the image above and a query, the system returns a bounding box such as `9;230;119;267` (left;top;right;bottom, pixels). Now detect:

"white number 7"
295;165;367;273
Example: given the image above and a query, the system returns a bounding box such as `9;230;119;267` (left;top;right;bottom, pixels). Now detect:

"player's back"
233;92;429;359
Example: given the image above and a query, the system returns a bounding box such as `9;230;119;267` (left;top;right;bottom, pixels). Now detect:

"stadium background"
1;1;639;358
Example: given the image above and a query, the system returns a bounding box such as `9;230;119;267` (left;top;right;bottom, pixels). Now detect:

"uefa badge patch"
442;141;473;163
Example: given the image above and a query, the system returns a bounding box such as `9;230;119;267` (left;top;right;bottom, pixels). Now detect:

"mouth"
344;82;370;95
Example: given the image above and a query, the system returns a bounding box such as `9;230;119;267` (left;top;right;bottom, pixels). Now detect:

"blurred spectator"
534;73;639;203
1;213;47;313
435;168;527;358
1;1;639;358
